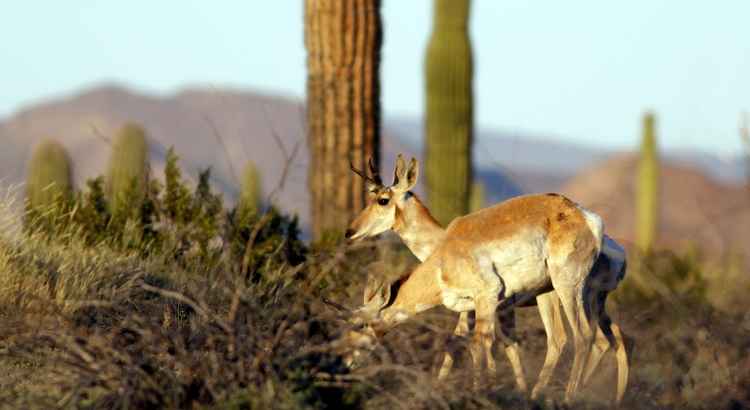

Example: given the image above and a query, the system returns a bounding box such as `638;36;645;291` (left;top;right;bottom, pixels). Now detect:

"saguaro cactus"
424;0;474;226
304;0;382;239
740;112;750;187
107;123;149;219
26;139;73;212
239;161;262;216
636;112;660;253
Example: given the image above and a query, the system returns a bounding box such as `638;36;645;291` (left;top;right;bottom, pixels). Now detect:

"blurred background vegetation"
0;1;749;409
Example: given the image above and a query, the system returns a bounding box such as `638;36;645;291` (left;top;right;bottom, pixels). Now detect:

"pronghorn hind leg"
437;311;471;381
582;291;612;387
581;291;629;405
610;321;629;405
531;292;567;399
555;283;594;404
497;308;527;393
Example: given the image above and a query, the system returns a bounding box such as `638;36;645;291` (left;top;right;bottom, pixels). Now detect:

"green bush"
227;205;306;283
73;176;110;244
163;147;192;224
616;247;708;306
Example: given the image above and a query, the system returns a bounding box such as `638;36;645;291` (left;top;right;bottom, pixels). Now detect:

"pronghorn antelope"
340;155;627;404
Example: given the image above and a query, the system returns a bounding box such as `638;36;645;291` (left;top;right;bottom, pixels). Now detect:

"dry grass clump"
1;281;351;409
0;237;355;409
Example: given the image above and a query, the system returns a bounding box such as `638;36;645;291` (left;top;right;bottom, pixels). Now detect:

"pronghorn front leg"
437;311;471;380
469;295;498;390
497;308;528;393
439;309;528;393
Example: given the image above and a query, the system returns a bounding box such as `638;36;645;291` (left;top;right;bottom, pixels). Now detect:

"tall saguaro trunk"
424;0;474;226
305;0;382;240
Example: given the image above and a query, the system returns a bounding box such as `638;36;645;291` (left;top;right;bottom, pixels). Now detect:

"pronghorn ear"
392;154;406;187
391;154;406;186
403;157;419;191
363;273;393;312
392;156;419;193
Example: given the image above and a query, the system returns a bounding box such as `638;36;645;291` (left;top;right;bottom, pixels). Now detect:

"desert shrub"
151;162;226;267
0;238;364;409
226;205;306;284
162;147;193;224
190;169;224;256
73;177;111;245
616;247;709;307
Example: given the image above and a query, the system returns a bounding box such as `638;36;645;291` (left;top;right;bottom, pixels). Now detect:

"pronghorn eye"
377;198;389;206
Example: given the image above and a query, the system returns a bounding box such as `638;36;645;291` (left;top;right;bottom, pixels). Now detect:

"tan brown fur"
445;194;586;245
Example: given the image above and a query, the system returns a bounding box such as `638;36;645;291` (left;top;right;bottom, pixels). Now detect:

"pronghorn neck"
373;257;443;331
393;194;445;261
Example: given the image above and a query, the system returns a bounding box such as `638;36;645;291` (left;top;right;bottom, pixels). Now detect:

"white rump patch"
578;206;604;251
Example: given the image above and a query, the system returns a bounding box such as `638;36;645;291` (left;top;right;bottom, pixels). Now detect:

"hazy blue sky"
1;1;748;155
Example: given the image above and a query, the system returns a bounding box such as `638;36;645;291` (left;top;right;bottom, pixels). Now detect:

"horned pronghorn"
339;155;628;404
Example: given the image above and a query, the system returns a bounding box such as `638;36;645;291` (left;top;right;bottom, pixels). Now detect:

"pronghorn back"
445;193;603;251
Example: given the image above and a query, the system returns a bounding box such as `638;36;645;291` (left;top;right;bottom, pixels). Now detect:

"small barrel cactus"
239;161;262;216
106;123;149;219
26;139;73;212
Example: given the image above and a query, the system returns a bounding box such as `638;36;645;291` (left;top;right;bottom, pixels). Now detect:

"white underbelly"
479;235;550;298
435;229;552;311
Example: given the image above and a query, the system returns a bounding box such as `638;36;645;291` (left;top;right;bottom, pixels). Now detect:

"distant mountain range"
1;84;747;254
387;117;747;185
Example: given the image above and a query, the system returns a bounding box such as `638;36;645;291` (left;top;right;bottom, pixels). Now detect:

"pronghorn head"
324;269;401;368
345;154;419;240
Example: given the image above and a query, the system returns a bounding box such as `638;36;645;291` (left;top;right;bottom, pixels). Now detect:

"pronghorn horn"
350;158;382;187
368;157;383;186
